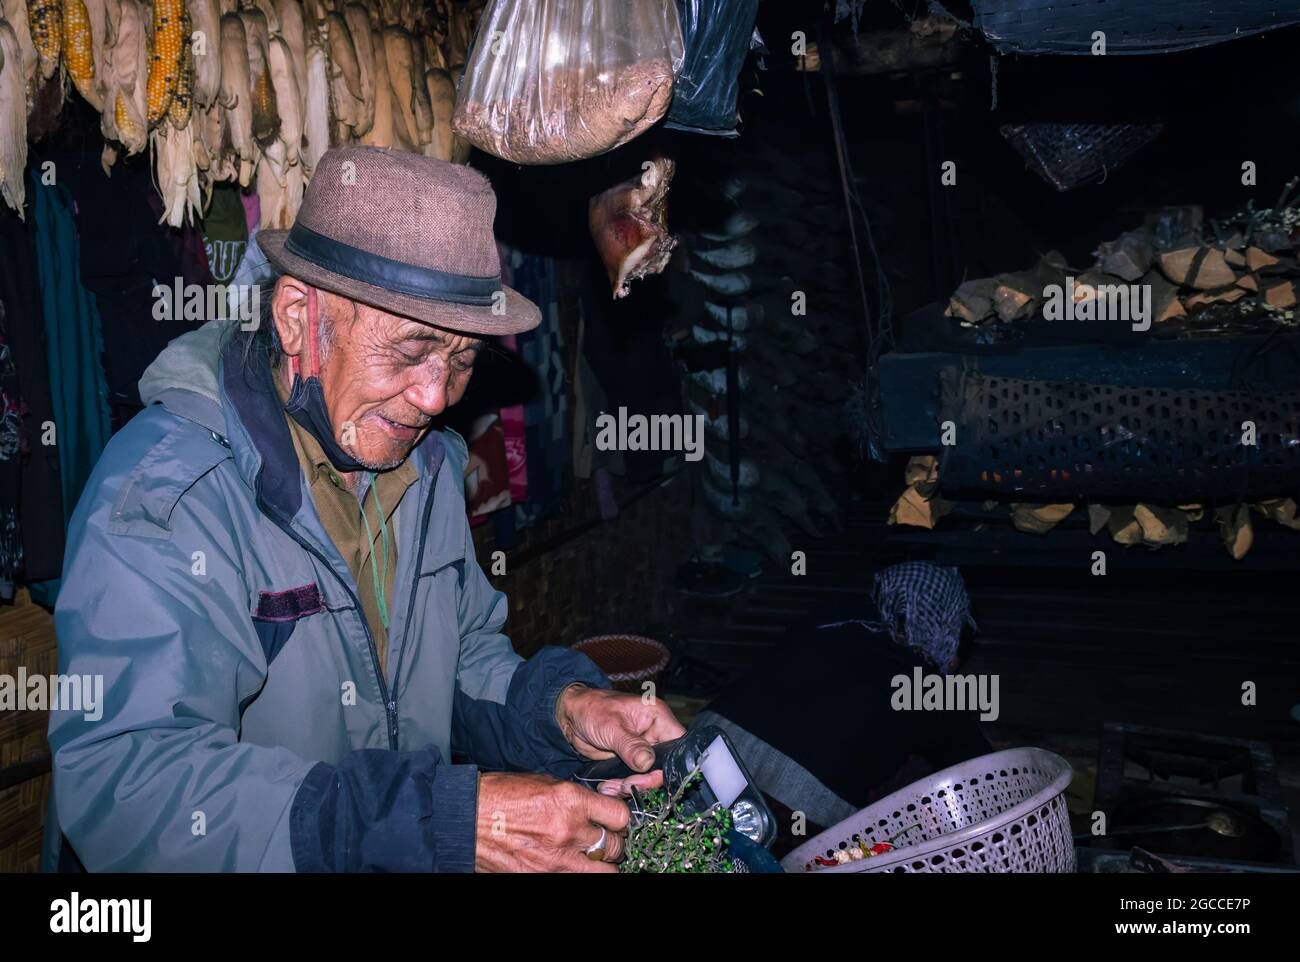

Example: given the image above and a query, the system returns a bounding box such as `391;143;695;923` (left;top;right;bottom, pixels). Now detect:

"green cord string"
359;472;391;630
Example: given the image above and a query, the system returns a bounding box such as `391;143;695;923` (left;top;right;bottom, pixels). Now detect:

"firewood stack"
945;183;1300;334
680;138;860;563
888;455;1300;561
0;0;486;226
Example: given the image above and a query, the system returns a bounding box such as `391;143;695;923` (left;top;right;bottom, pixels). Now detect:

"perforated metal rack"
1000;124;1163;192
937;370;1300;500
972;0;1300;56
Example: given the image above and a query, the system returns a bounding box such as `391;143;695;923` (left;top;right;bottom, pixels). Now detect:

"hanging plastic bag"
452;0;685;165
665;0;760;136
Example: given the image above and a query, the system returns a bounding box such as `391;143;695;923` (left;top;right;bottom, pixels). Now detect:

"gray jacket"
43;321;605;872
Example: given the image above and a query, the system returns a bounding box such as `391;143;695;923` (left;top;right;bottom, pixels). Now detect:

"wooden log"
1143;269;1186;322
1134;503;1188;546
1071;268;1126;313
1252;498;1300;531
1215;504;1253;561
1010;502;1074;535
1184;285;1247;310
888;485;951;529
1156;247;1237;290
945;277;998;323
1107;505;1143;545
904;454;938;490
1261;279;1297;309
992;270;1039;322
1096;230;1153;281
1246;246;1280;272
1236;273;1259;292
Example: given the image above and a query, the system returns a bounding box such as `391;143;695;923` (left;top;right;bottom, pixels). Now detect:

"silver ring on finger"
584;827;607;862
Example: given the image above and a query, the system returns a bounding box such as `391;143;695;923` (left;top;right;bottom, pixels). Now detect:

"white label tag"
700;735;747;809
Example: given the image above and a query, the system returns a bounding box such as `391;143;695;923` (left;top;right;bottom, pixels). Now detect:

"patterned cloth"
499;244;569;528
820;561;976;673
0;297;27;588
497;334;528;503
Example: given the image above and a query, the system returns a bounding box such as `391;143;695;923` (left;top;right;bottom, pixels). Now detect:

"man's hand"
475;772;631;873
557;685;687;772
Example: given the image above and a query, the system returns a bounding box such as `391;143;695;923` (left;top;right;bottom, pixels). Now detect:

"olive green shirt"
275;375;419;682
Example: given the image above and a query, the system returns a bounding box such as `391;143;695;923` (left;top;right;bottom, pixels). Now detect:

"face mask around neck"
282;287;370;474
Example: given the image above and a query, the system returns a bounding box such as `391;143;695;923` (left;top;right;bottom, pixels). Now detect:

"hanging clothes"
29;172;113;539
465;412;512;524
0;203;64;585
51;151;210;423
0;296;25;594
497;333;529;505
500;245;570;528
201;184;251;285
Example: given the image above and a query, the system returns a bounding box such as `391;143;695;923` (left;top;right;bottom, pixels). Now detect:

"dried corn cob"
146;0;184;127
239;7;278;147
114;87;143;147
166;5;192;127
61;0;96;106
27;0;62;80
187;0;221;108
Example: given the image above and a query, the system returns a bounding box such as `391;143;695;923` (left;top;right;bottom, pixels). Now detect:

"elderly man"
43;147;683;873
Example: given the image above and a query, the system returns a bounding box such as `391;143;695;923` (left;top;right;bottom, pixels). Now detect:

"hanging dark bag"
664;0;759;136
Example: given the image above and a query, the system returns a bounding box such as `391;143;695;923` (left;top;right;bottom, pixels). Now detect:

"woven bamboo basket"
0;589;57;872
571;634;671;693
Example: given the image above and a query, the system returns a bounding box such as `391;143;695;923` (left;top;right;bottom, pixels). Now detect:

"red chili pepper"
813;855;839;867
869;842;893;856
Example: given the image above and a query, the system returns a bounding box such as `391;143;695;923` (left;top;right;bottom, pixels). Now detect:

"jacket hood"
139;318;236;410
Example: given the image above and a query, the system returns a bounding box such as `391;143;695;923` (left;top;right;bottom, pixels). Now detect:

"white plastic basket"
782;748;1075;873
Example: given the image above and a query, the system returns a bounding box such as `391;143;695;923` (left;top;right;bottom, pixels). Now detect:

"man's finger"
614;733;657;773
596;769;664;797
561;852;618;874
582;787;632;833
578;821;622;863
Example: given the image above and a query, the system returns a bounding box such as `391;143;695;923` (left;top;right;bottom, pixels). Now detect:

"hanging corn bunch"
145;0;183;127
27;0;60;80
105;0;148;155
61;0;97;108
166;4;192;127
4;1;484;220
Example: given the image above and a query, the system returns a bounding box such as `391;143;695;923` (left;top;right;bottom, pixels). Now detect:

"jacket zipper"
261;498;400;750
386;485;438;738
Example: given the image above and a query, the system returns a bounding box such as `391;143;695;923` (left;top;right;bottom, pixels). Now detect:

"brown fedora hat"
259;146;540;336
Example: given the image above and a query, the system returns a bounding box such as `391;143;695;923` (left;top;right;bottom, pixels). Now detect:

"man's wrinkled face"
272;277;483;470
